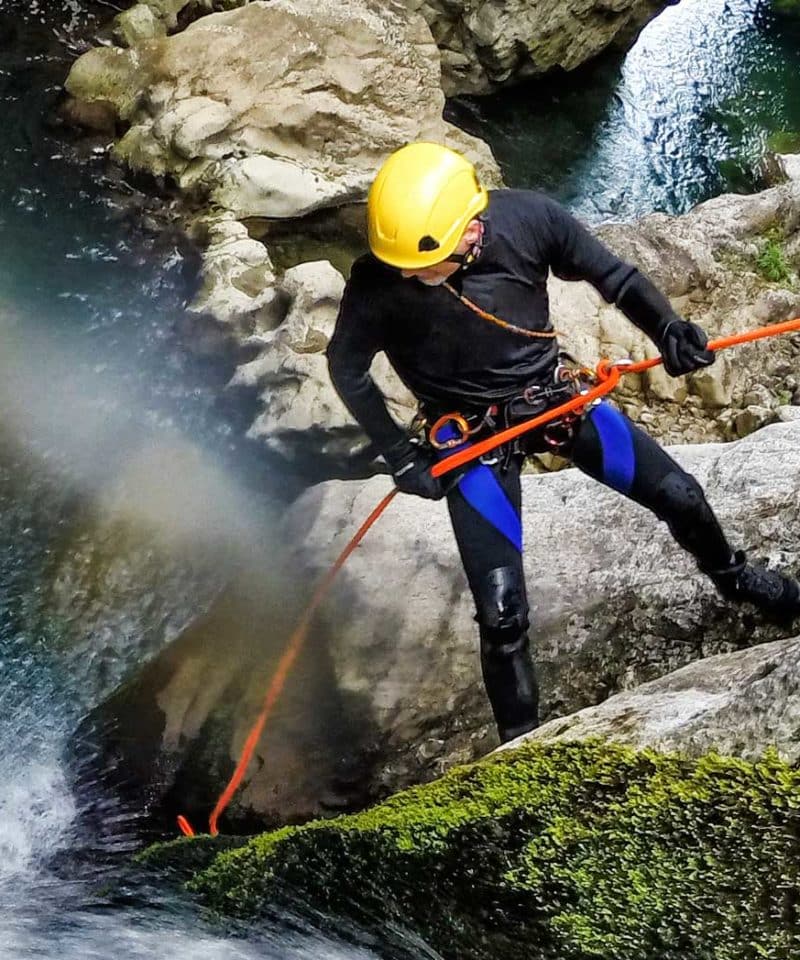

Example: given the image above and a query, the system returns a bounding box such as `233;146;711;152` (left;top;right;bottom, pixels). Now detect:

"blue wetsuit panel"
588;402;635;495
436;423;523;553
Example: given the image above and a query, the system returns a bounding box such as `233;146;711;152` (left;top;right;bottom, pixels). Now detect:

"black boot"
480;625;540;743
706;550;800;624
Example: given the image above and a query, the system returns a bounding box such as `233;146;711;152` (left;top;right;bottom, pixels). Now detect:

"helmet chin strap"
446;219;485;269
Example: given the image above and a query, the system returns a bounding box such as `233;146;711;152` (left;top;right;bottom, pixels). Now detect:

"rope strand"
178;488;399;837
443;283;559;340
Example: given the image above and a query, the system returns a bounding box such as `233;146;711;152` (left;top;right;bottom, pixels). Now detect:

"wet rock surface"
95;420;800;824
415;0;676;95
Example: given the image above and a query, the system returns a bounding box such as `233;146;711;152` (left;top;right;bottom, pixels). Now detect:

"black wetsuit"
329;190;671;441
327;190;734;741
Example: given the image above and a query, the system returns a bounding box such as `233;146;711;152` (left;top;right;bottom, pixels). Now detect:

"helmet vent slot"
418;235;440;252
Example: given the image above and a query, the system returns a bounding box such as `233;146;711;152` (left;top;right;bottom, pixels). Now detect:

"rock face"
109;0;678;97
186;216;281;348
228;260;416;463
545;178;800;448
95;419;800;826
780;152;800;182
280;420;800;799
65;0;500;220
412;0;675;95
520;635;800;760
87;570;362;831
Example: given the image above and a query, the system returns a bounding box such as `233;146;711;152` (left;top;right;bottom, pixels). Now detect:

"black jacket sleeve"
326;259;408;455
541;197;678;344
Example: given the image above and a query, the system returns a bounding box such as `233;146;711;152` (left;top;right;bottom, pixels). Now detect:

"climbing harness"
424;354;592;469
176;315;800;838
431;319;800;478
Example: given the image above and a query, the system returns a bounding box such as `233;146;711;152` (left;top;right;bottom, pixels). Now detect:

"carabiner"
429;413;472;450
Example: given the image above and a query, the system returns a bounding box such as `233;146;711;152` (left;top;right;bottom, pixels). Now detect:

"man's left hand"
384;437;446;499
659;319;715;377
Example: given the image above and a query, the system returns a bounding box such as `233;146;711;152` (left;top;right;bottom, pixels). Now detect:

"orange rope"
433;317;800;477
177;315;800;838
178;488;398;837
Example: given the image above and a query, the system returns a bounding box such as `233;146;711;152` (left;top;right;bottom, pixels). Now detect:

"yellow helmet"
367;142;488;270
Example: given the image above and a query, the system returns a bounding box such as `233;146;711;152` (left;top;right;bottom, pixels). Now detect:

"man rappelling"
327;141;800;745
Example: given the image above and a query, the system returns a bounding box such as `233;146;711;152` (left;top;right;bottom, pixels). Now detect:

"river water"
449;0;800;222
1;0;799;956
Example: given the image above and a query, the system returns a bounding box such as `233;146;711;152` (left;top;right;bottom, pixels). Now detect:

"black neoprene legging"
447;402;734;623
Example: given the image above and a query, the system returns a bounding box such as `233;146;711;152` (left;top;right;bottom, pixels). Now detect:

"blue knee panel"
588;402;635;495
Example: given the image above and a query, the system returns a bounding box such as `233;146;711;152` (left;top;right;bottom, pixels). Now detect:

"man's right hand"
384;438;445;500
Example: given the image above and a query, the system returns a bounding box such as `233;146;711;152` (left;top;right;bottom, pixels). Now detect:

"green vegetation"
770;0;800;19
766;131;800;155
756;228;794;284
164;740;800;960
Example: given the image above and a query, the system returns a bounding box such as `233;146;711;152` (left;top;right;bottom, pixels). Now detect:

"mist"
0;305;273;560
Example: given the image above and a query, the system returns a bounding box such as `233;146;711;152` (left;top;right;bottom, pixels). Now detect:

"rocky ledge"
80;0;678;98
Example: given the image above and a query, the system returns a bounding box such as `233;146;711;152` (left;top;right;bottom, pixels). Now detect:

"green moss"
169;741;800;959
136;834;248;881
767;131;800;155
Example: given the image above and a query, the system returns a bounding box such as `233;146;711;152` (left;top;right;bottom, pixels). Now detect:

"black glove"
383;438;444;500
659;319;715;377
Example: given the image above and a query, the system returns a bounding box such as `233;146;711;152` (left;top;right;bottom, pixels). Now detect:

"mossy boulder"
137;834;247;882
64;45;148;123
175;740;800;960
